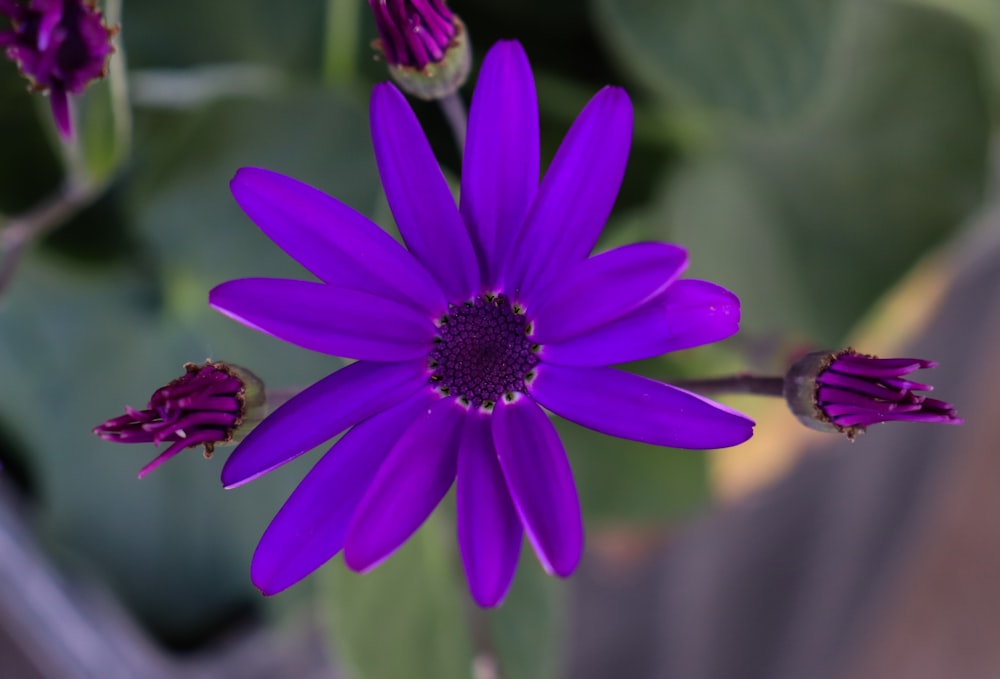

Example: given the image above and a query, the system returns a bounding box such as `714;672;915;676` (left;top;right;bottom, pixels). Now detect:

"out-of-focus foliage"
0;0;995;675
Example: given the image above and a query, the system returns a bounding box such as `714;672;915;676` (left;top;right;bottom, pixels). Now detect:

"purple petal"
221;360;428;488
457;412;523;607
816;372;905;400
230;168;446;316
531;242;688;344
530;364;755;449
343;397;462;571
460;41;539;286
541;280;741;367
830;355;935;376
371;83;479;300
503;87;633;305
250;395;427;595
492;396;582;577
137;432;219;479
209;278;434;361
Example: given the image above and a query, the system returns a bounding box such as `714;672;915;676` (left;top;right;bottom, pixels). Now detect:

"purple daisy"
0;0;114;138
209;41;754;607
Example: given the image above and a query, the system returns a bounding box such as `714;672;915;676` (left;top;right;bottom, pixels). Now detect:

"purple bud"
93;361;266;478
367;0;470;100
783;349;962;439
0;0;115;138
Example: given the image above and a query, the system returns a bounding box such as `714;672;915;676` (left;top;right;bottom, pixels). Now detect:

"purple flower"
784;349;962;438
367;0;469;100
93;361;266;479
0;0;114;138
209;41;754;607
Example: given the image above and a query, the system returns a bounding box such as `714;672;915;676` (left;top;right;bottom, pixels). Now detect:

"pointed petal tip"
485;38;529;63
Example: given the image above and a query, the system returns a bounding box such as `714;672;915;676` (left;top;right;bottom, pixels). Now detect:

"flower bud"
93;361;267;478
783;348;962;439
368;0;470;100
0;0;116;138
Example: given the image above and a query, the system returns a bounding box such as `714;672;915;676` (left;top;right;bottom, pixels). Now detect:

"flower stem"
462;588;507;679
322;0;360;85
0;177;102;295
670;374;785;398
263;386;301;411
439;92;467;154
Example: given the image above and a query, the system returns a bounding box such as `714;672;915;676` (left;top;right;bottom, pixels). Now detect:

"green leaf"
0;255;324;642
592;0;838;126
0;84;380;640
638;0;989;342
321;514;475;679
557;416;711;521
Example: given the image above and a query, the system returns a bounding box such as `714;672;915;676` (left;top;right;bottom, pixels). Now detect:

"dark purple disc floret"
429;294;540;409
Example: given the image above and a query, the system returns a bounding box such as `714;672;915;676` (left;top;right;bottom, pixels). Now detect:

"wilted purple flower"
368;0;469;100
94;361;266;479
210;41;754;607
0;0;114;138
784;348;962;439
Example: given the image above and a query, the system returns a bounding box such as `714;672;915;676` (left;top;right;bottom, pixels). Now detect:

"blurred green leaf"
610;0;989;342
0;84;381;640
557;417;710;521
592;0;837;128
321;514;475;679
123;0;325;73
903;0;1000;111
0;255;326;642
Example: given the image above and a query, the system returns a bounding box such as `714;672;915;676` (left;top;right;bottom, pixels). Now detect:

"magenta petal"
250;395;427;595
504;87;633;303
343;397;462;571
492;396;582;577
530;364;755;449
230;168;446;315
460;41;539;285
531;242;688;343
209;278;434;361
542;280;741;367
221;360;428;488
371;83;480;300
457;412;523;607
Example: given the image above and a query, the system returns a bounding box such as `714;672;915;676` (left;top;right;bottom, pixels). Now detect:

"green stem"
104;0;133;164
323;0;361;85
439;92;467;155
0;177;102;296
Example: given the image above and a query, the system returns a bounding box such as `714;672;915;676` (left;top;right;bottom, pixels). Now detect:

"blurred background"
0;0;997;677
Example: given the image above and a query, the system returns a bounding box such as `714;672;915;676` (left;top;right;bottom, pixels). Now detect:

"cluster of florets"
0;0;114;136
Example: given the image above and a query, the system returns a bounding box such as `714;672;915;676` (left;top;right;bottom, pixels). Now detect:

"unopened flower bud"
783;348;962;439
0;0;116;138
93;361;266;478
368;0;470;100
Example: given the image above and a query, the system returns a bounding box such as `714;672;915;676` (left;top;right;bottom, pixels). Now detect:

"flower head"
209;41;754;607
784;348;962;439
93;361;266;478
368;0;469;100
0;0;114;138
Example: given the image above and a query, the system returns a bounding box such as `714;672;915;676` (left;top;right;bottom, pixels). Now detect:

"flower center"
429;294;539;411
